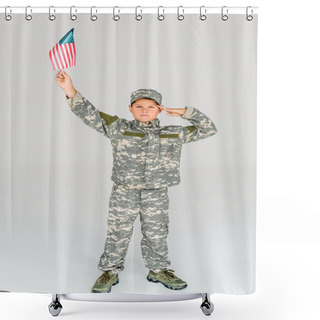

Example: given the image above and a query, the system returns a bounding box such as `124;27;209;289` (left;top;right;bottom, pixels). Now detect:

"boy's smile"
129;98;162;122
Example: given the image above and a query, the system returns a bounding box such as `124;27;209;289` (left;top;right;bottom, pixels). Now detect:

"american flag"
49;28;76;70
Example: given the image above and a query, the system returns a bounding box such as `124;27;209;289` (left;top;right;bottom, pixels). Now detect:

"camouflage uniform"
66;89;217;273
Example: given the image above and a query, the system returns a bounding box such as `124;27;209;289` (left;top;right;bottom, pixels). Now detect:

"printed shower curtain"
0;10;257;294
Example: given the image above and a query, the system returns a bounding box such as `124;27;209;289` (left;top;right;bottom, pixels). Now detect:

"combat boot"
147;269;187;290
91;270;119;293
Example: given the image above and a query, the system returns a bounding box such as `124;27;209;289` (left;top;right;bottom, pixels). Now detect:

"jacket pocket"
159;135;180;158
123;131;145;137
159;134;179;138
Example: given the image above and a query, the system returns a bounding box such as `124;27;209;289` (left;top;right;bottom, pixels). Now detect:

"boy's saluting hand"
159;105;186;117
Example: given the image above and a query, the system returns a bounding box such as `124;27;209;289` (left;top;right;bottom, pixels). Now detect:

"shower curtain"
0;9;257;295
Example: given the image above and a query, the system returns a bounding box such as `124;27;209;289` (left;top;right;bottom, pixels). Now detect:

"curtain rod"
0;6;259;15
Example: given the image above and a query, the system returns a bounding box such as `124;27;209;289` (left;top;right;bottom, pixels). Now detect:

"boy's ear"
128;104;133;113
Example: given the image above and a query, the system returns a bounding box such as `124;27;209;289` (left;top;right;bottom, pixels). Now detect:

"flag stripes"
49;28;76;70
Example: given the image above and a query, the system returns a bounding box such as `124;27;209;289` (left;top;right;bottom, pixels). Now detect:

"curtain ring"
157;6;165;21
25;6;32;21
90;6;97;21
177;6;184;21
246;6;254;21
48;6;56;21
113;6;120;21
221;6;228;21
200;6;207;21
135;6;142;21
70;6;77;21
4;6;12;21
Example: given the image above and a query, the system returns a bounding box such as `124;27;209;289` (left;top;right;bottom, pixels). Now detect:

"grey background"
0;13;257;294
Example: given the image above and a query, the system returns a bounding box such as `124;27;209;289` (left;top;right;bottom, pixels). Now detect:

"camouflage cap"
130;89;162;106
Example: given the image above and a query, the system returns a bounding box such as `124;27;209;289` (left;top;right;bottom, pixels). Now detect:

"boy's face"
128;98;162;122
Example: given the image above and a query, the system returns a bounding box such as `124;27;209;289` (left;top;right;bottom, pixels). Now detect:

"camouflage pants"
98;182;171;273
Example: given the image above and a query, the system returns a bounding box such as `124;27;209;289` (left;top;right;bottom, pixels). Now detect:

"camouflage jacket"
66;91;217;189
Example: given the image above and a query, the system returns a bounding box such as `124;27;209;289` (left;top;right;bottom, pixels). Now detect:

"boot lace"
97;271;111;284
163;269;177;280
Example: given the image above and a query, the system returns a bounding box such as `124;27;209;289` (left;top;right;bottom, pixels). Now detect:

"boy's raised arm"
180;106;217;144
55;70;120;138
66;91;107;133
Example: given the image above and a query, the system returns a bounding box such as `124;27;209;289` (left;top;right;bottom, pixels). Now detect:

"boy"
55;70;217;293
